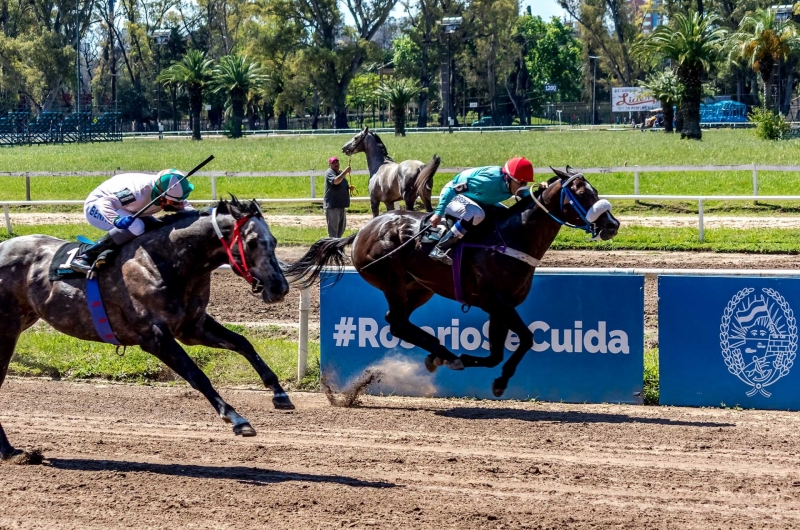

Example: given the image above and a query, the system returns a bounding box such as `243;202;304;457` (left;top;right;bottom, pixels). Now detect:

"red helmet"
503;157;534;183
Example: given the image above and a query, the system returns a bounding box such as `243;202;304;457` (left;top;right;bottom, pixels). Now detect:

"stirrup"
69;256;94;274
429;248;453;266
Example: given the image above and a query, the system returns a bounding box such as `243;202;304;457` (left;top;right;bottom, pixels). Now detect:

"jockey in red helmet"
429;157;534;265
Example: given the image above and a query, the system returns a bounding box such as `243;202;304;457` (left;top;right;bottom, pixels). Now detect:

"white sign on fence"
612;87;659;113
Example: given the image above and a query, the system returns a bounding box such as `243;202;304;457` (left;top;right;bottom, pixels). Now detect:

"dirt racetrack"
2;379;800;529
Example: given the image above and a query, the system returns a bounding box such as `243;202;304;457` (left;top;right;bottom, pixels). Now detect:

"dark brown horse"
0;198;292;461
286;168;620;396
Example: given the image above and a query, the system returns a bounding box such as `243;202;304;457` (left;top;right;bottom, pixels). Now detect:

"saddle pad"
49;242;93;281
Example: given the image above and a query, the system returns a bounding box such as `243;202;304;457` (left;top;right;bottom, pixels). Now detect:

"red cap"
503;157;534;183
329;157;339;164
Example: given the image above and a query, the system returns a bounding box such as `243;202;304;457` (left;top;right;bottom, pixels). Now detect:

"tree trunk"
417;91;429;128
675;103;684;133
394;108;405;136
680;67;702;140
278;111;288;130
190;89;202;141
662;100;674;134
231;96;244;139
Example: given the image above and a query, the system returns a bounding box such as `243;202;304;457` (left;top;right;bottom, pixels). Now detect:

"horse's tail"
283;234;357;288
415;154;441;201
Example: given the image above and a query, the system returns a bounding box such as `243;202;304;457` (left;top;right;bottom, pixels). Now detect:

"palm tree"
641;69;681;134
374;79;424;136
211;55;267;139
634;13;727;140
728;9;800;111
157;50;214;141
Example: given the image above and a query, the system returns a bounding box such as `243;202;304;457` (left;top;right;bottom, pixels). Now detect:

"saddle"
48;240;116;281
419;213;456;245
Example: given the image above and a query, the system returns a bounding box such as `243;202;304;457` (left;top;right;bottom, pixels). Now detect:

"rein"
211;207;264;294
530;175;612;240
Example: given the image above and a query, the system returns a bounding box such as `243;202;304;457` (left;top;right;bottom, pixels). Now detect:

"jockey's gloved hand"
113;215;135;230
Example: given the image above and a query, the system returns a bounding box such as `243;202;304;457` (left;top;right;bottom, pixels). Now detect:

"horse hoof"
424;355;438;373
234;423;257;437
445;358;464;371
492;379;506;398
272;395;295;410
1;447;23;462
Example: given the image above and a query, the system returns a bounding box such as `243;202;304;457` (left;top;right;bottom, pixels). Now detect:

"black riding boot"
69;234;118;274
428;229;462;266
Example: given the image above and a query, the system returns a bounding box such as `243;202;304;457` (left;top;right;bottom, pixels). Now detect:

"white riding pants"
84;200;146;236
445;195;486;225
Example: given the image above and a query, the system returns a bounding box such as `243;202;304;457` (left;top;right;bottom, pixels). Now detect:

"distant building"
627;0;663;33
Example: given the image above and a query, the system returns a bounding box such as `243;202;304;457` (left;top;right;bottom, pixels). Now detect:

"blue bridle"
530;174;610;239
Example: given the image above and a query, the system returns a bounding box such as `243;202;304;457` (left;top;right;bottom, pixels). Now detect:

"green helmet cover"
152;169;194;201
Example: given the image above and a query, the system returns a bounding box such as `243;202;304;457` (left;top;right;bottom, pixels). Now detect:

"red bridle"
211;207;263;293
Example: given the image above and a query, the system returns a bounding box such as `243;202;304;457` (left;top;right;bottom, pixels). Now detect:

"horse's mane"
147;196;261;231
370;131;394;162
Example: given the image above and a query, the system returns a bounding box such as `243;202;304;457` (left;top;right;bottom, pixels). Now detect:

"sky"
524;0;567;19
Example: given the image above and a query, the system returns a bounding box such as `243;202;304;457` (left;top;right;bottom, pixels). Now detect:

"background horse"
286;168;619;397
342;127;440;217
0;197;291;461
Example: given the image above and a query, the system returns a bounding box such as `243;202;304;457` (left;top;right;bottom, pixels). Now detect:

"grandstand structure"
0;111;122;146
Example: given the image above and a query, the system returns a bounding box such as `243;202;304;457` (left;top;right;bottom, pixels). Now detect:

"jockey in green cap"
69;169;195;274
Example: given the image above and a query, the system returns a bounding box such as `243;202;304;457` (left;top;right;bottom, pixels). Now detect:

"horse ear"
364;126;370;133
550;166;569;180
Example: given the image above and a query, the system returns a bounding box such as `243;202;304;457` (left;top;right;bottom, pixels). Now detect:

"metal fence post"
698;199;705;243
753;163;758;205
25;173;31;201
211;174;218;200
634;170;640;204
310;170;316;198
297;288;310;381
3;204;11;235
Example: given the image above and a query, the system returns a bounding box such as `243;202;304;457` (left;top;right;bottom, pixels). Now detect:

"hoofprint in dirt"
10;211;800;229
2;380;800;529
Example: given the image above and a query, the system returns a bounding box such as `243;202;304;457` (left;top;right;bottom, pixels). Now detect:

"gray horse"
0;197;292;461
342;127;440;217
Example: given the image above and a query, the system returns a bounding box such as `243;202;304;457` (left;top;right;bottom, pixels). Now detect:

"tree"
641;69;680;133
635;12;726;140
375;78;423;135
517;15;582;116
211;54;266;138
728;8;800;111
158;50;214;140
276;0;399;129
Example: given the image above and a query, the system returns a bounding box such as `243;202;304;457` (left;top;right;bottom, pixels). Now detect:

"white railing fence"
1;163;796;201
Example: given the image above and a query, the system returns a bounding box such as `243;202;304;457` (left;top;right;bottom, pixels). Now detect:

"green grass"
9;324;320;389
5;222;799;253
644;349;659;406
2;130;800;214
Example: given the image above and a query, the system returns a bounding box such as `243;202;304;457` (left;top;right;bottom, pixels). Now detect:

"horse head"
214;197;290;303
342;126;370;156
540;167;620;241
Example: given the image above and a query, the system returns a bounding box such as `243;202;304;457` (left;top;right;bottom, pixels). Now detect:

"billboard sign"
612;87;659;112
320;271;644;403
660;276;800;410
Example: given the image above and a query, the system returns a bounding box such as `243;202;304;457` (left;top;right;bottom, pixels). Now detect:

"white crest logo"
720;288;797;397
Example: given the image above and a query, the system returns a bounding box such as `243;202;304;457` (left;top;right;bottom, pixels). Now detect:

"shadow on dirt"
435;408;735;427
48;458;397;488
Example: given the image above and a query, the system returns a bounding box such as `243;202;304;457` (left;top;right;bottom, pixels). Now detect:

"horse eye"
247;239;259;250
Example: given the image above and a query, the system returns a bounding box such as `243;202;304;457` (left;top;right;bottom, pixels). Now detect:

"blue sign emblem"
720;287;797;398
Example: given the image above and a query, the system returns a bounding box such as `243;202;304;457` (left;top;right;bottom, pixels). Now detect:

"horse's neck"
363;136;389;176
515;187;564;261
165;216;229;273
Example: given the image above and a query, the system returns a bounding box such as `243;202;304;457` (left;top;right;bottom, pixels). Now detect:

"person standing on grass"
324;156;355;238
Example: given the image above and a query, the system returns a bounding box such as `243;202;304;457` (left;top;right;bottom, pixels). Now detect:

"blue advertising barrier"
320;270;644;403
660;276;800;410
